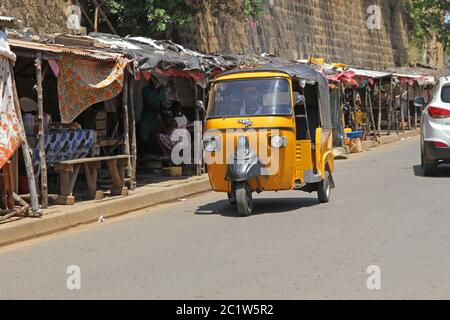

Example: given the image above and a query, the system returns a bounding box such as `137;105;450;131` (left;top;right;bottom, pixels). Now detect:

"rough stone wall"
0;0;68;34
173;0;411;69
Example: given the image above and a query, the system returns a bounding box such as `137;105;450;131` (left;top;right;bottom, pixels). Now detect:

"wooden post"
387;77;393;135
122;73;133;189
394;82;399;135
128;77;137;190
413;84;418;130
400;83;405;133
194;83;202;176
36;53;48;209
94;6;100;32
377;79;382;137
366;86;377;138
406;82;411;130
11;73;40;213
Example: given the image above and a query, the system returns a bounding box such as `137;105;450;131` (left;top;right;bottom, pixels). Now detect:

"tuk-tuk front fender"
226;151;263;182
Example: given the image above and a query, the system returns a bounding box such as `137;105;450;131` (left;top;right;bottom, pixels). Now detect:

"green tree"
82;0;265;36
411;0;450;48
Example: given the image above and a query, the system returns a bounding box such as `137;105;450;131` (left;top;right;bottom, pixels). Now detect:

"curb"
361;130;420;151
0;176;212;248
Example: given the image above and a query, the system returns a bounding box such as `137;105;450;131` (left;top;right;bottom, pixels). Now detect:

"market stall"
8;37;132;207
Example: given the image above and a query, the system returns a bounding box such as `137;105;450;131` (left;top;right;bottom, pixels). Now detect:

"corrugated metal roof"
8;38;124;61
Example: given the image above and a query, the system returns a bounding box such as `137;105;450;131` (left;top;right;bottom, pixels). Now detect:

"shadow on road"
195;196;320;218
413;164;450;178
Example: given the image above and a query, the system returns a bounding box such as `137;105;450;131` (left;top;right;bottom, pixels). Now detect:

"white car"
421;76;450;175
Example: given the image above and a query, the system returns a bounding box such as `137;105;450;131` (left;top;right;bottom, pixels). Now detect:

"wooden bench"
53;155;130;205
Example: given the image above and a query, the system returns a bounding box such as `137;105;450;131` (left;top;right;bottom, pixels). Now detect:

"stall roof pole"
11;73;41;213
122;72;133;189
400;83;405;133
128;78;137;190
388;78;393;135
194;82;202;176
377;79;382;137
36;53;48;208
407;82;411;130
413;84;418;130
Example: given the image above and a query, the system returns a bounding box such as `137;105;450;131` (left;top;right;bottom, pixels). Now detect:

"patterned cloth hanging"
0;30;21;170
57;55;128;123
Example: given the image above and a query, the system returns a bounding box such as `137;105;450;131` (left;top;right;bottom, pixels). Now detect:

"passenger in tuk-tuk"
240;86;263;115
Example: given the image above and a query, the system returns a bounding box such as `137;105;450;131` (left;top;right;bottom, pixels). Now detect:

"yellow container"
344;128;352;145
162;167;182;177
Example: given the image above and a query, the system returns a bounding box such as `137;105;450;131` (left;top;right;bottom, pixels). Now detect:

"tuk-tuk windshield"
208;78;292;117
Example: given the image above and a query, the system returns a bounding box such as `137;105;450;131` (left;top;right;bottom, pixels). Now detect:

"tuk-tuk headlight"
270;135;288;149
204;137;220;152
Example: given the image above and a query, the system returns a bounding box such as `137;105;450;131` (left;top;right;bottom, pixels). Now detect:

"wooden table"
53;155;130;205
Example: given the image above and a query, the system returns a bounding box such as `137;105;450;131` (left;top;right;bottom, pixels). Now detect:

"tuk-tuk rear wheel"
236;182;253;216
318;170;331;203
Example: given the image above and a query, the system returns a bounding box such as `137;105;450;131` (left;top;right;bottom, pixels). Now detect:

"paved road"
2;136;450;299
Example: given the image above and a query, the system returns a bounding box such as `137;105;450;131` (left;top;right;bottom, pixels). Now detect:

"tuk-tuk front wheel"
236;182;253;216
317;170;331;203
227;190;236;206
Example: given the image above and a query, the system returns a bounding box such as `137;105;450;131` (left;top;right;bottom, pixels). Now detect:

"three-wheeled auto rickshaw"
202;65;335;216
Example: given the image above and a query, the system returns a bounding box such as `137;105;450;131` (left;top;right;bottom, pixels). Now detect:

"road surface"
1;135;450;299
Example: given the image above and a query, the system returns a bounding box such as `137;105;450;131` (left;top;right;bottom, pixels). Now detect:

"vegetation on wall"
410;0;450;48
82;0;265;36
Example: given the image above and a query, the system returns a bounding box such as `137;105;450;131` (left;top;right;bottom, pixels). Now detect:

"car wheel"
421;142;436;176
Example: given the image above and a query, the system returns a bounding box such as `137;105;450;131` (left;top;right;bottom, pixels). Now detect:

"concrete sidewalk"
0;175;211;247
361;129;420;150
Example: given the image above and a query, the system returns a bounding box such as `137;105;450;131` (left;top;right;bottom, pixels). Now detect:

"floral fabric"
0;56;22;170
57;55;128;123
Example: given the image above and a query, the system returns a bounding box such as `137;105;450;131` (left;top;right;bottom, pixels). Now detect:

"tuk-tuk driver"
240;86;263;115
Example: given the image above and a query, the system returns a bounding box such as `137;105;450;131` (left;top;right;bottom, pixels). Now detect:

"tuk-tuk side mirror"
196;100;207;113
414;96;426;107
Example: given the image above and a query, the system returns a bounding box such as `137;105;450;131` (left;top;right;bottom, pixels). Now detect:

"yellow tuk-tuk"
202;65;335;216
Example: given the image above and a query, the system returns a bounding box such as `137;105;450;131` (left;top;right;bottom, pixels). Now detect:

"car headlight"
204;137;220;152
270;135;287;148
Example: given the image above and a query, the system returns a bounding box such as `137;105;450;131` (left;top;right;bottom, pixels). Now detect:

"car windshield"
208;78;292;117
442;85;450;103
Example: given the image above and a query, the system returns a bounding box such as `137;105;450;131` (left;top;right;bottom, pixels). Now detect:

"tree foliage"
85;0;265;36
411;0;450;48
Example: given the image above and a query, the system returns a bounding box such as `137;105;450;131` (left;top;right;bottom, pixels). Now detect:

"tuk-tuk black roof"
218;64;332;129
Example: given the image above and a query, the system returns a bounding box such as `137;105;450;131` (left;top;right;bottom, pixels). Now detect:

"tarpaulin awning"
57;55;128;123
0;29;22;170
347;68;392;79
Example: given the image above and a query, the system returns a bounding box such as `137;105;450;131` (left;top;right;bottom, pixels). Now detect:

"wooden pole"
366;86;377;138
36;53;48;209
377;79;382;137
94;6;100;32
413;84;418;130
406;82;411;130
11;73;40;213
122;72;133;189
90;0;119;35
394;82;399;135
400;83;405;133
194;82;202;176
128;77;137;190
388;77;393;135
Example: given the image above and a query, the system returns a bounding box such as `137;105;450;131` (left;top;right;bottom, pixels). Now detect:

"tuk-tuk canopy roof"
219;64;332;129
